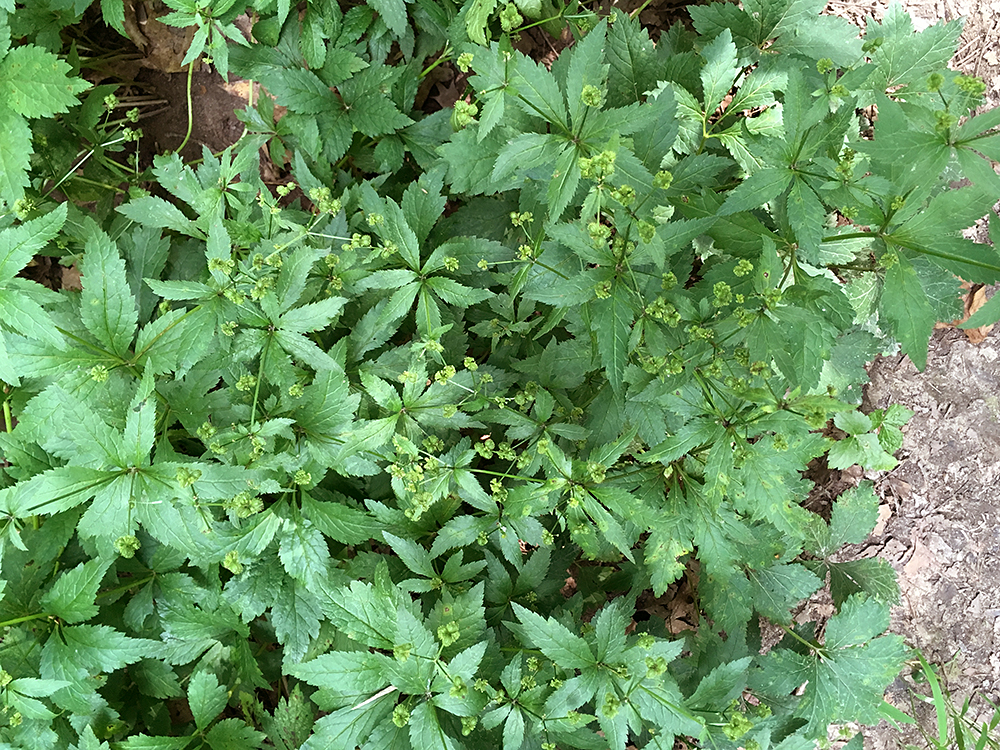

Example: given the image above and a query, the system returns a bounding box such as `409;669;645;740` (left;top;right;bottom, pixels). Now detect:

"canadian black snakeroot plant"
0;0;999;747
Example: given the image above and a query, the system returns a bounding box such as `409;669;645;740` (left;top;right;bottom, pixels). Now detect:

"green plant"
904;652;1000;750
0;31;90;209
1;0;1000;748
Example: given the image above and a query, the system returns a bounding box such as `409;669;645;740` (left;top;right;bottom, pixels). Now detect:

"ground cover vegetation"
0;0;999;746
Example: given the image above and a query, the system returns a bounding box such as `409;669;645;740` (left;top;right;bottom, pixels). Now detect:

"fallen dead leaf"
903;532;933;578
62;265;81;292
873;504;892;536
934;282;994;343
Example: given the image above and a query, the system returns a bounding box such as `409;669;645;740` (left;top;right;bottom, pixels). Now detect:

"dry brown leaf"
934;282;994;343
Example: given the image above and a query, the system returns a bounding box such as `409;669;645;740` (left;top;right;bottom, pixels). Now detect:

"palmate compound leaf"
754;595;908;735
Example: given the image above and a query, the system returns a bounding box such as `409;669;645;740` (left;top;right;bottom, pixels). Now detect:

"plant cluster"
1;0;1000;748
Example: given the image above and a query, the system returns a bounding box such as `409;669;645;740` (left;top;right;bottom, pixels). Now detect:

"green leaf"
591;286;633;397
605;10;657;107
565;22;608;127
205;718;266;750
409;702;457;750
279;297;347;334
261;685;315;749
645;528;693;595
135;306;216;376
513;53;568;129
546;144;581;221
686;657;752;710
748;562;823;624
759;595;907;734
119;736;195;749
77;473;139;547
0;203;66;284
465;0;498;44
71;726;111;750
827;557;901;607
40;558;111;624
828;481;879;549
700;28;739;116
321;577;398;649
383;531;436;578
290;650;388;708
6;465;115;517
775;13;863;66
879;254;936;371
117;196;204;238
786;179;825;260
300;698;392;750
0;105;31;204
272;578;324;665
188;671;228;731
266;68;337;114
424;276;492;306
0;45;89;117
366;0;406;36
100;0;126;34
719;167;791;215
301;491;378;545
868;2;962;89
279;520;331;588
509;603;596;670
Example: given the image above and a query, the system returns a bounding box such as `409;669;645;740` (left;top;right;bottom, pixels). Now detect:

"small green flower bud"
450;100;479;131
235;374;256;392
175;466;202;488
581;84;604;108
438;621;461;647
499;3;522;31
392;704;410;727
115;534;141;558
223;550;243;574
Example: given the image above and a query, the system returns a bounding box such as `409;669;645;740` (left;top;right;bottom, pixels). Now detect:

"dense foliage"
1;0;1000;747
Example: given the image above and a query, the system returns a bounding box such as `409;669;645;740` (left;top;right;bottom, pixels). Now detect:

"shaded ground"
861;331;1000;747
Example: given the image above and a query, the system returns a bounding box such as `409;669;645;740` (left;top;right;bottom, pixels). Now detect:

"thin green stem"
420;46;453;79
2;389;11;433
0;612;49;628
175;61;196;155
629;0;654;19
778;623;823;654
